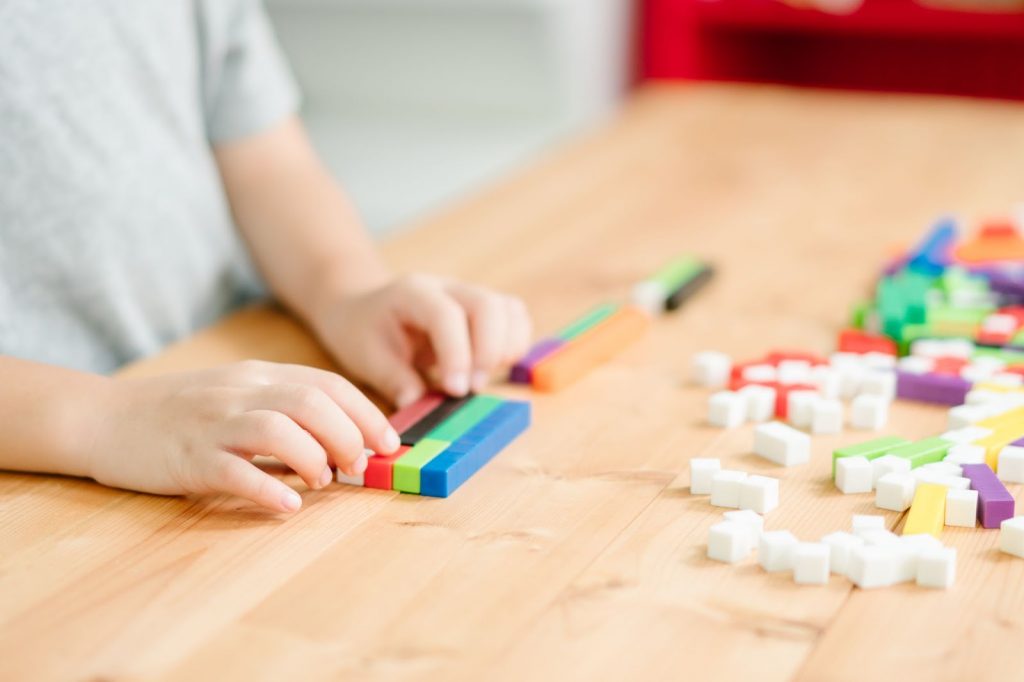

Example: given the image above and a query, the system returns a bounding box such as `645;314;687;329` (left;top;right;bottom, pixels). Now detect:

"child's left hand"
312;274;532;408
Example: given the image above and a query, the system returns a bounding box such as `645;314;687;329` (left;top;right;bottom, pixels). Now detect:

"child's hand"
313;274;532;407
87;361;401;512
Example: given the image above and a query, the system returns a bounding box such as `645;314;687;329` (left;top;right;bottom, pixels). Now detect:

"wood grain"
3;83;1024;680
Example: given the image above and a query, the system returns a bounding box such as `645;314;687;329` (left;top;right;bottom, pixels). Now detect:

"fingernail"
471;370;489;392
382;427;401;453
281;489;302;512
353;454;369;475
444;372;469;397
318;467;333;489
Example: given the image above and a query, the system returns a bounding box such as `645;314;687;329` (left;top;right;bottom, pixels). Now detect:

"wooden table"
4;84;1024;681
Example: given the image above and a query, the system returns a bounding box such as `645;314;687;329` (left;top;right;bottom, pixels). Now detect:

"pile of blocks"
336;393;530;497
690;458;779;513
512;255;713;392
894;338;1024;406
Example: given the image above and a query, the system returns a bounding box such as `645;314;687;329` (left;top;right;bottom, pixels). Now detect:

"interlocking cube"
739;474;779;514
710;470;748;508
998;446;1024;483
860;370;896;401
835;456;872;494
787;390;821;429
846;545;897;589
811;399;843;435
689;458;721;495
759;530;799;572
893;534;942;583
691;351;732;388
778;360;811;385
945;443;987;465
945;488;978;528
852;514;886;534
850;394;890;431
821;531;864;575
999;516;1024;558
754;421;811;467
707;521;753;563
724;509;764;544
810;366;841;400
739;384;777;423
876;472;915;512
837;363;866;399
708;391;747;428
793;542;830;585
916;547;957;589
872;454;911;488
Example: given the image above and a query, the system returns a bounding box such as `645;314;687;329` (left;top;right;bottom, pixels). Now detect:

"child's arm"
214;117;532;407
0;356;400;512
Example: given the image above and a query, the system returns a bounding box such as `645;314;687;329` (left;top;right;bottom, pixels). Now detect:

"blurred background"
265;0;1024;236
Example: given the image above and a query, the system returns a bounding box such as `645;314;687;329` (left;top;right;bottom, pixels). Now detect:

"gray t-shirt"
0;0;300;373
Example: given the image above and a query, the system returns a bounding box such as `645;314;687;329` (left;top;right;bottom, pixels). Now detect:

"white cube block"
914;471;970;491
633;281;668;317
724;509;765;544
961;364;996;384
708;391;747;429
838;364;867;399
850;394;890;431
830;351;863;369
916;547;957;589
852;514;886;534
846;545;897;589
759;530;799;572
998;446;1024;483
875;472;916;512
965;389;1004;406
787;390;821;428
860;370;896;401
992;372;1024;388
898;355;934;375
859;528;900;546
836;456;873;494
945;488;978;528
691;351;732;388
863;352;896;371
811;399;844;435
689;458;721;495
777;360;811;385
947;404;992;430
1000;516;1024;558
793;542;831;585
872;454;911;488
919;461;963;477
940;426;993;444
810;366;841;400
739;384;777;423
945;443;987;465
710;470;748;508
707;521;753;563
911;339;946;358
821;531;865;575
983;313;1017;334
739;474;779;514
742;363;777;383
336;449;375;486
942;339;976;358
754;421;811;467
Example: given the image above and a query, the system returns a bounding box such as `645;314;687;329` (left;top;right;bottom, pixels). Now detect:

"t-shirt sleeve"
197;0;301;144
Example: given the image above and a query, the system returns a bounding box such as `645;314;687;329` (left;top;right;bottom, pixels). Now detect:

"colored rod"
554;303;619;342
388;393;445;434
398;395;473;446
509;338;565;384
364;446;410;490
886;437;952;469
903;483;947;538
665;263;714;311
832;436;910;479
962;463;1016;529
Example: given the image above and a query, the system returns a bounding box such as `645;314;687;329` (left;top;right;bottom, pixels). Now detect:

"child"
0;1;531;512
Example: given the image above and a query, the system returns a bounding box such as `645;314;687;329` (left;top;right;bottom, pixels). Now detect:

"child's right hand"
86;361;401;513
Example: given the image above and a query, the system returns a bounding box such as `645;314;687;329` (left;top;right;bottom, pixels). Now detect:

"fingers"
446;283;508;392
503;295;533;365
352;330;428;408
203;453;305;513
221;409;335;488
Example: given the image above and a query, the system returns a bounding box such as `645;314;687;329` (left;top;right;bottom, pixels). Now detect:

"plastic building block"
838;329;898;356
336;449;374;487
945;488;979;527
554;303;618;341
872;454;912;487
920;461;963;477
364;445;410;490
707;521;752;564
510;339;565;384
532;306;650;392
999;516;1024;558
754;422;810;467
793;543;830;585
742;364;777;383
428;396;503;441
689;458;721;495
759;530;798;572
710;470;748;508
896;371;972;406
887;437;953;469
941;426;993;444
638;256;710;314
836;457;872;494
811;399;843;435
708;391;747;428
665;263;714;310
419;401;531;498
860;528;900;547
899;355;935;375
738;384;776;423
998;445;1024;483
392;439;452;494
778;360;812;386
852;514;886;534
876;473;916;512
917;547;957;589
787;390;821;429
832;436;909;479
739;474;779;513
774;383;817;420
821;531;865;575
903;483;947;538
847;546;897;589
860;371;897;401
398;395;472;446
850;394;890;431
388;393;445;434
691;351;732;388
809;366;841;400
724;509;764;544
894;534;944;583
962;463;1016;528
945;444;987;465
631;281;667;317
